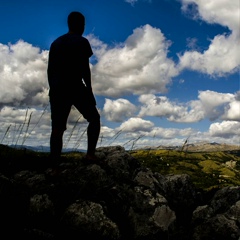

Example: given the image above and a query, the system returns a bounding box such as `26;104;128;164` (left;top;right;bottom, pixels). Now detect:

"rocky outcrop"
192;186;240;239
0;145;239;239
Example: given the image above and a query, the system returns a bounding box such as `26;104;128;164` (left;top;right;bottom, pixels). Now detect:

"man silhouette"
47;11;100;165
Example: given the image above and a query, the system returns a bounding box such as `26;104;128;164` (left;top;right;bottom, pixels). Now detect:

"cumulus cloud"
87;35;108;63
90;24;178;97
117;117;154;132
178;34;240;75
148;127;194;139
99;126;115;138
0;106;31;124
198;90;235;120
222;101;240;121
138;94;204;123
181;0;239;31
138;90;238;123
178;0;240;75
103;98;137;122
209;121;240;138
0;40;49;108
222;92;240;121
138;94;190;121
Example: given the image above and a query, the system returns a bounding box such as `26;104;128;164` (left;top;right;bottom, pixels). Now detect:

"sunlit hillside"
130;148;240;190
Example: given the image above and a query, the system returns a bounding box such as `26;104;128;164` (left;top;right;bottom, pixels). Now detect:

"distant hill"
4;142;240;153
141;142;240;152
8;144;86;153
183;142;240;152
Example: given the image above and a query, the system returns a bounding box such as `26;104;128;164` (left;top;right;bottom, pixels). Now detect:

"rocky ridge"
0;145;239;239
150;142;240;152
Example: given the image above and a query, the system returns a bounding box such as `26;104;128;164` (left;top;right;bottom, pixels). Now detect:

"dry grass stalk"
130;134;145;151
22;111;33;146
15;108;29;147
29;103;49;134
64;116;82;149
107;129;123;146
73;126;87;151
1;124;11;144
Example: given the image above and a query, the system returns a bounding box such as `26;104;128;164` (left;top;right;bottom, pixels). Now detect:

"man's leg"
50;128;64;161
86;117;100;157
49;96;71;165
75;100;100;159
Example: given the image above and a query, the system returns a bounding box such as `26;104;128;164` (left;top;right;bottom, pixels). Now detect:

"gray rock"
61;200;120;239
192;186;240;240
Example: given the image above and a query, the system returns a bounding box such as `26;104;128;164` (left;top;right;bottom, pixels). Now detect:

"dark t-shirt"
47;33;93;96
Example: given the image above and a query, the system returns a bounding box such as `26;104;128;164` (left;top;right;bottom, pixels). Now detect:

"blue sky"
0;0;239;150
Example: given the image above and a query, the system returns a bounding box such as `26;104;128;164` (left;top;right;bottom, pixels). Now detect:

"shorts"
49;87;100;131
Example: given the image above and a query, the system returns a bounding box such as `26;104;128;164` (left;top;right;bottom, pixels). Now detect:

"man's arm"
82;58;92;89
47;43;62;89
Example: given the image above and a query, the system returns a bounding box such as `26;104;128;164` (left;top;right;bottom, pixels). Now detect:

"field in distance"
130;144;240;191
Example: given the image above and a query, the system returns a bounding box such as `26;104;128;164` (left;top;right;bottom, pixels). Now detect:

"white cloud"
103;98;137;122
138;94;193;122
181;0;239;31
66;106;88;124
222;100;240;121
90;24;178;97
178;34;240;75
87;34;108;62
117;117;154;132
198;90;235;120
138;91;237;123
178;0;240;76
138;94;204;123
0;40;48;108
99;126;115;138
148;127;194;139
0;106;31;124
209;121;240;138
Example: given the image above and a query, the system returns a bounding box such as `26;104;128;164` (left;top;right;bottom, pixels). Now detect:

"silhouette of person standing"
47;11;100;165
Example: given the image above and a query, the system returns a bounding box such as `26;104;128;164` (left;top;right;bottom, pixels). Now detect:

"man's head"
67;11;85;34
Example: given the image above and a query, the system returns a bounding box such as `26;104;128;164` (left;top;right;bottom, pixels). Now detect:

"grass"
130;149;240;190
